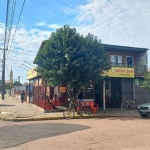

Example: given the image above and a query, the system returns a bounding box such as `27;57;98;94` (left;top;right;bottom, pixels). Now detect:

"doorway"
111;78;122;107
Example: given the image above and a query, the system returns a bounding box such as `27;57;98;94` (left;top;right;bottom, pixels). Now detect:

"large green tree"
34;25;111;102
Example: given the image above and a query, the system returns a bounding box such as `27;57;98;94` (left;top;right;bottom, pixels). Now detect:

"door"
126;56;134;68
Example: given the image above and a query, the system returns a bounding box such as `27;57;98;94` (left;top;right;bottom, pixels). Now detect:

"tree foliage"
4;81;22;90
142;72;150;93
13;81;22;86
34;25;111;101
5;83;11;90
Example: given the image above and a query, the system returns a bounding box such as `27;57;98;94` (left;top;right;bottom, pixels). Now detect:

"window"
110;55;122;66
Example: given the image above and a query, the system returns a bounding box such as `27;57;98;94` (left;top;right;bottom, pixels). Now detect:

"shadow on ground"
0;104;15;107
94;116;150;121
0;123;90;149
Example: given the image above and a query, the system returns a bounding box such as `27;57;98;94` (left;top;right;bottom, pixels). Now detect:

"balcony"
111;63;147;75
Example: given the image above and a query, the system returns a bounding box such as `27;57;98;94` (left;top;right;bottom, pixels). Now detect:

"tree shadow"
0;123;90;149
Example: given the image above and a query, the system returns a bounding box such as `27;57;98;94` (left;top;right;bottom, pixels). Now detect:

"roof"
103;44;148;52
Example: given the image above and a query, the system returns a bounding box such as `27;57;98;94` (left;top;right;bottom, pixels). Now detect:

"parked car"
137;102;150;118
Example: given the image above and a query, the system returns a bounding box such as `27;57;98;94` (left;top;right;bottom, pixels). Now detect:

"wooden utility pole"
0;48;7;100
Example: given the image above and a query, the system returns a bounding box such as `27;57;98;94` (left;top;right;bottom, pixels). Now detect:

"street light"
24;61;35;67
21;64;32;70
20;66;28;71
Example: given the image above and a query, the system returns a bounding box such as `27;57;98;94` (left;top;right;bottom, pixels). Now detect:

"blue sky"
0;0;150;83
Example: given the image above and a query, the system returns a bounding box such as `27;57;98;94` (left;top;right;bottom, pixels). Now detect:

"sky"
0;0;150;83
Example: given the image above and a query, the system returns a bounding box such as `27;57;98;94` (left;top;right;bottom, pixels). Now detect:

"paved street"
0;117;150;150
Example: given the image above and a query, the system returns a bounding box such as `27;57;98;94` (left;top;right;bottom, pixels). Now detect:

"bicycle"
121;98;138;110
63;100;91;119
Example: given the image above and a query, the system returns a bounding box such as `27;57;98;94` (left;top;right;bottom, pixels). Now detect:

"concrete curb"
0;114;140;122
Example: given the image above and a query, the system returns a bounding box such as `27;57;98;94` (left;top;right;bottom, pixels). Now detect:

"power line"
6;0;17;49
6;0;26;59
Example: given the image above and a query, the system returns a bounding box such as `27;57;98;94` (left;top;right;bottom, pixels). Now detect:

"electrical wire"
6;0;26;59
5;64;10;79
3;0;9;51
6;0;17;49
4;0;17;50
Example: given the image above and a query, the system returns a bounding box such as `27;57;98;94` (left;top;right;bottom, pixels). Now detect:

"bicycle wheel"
81;107;91;118
121;102;128;110
63;109;74;119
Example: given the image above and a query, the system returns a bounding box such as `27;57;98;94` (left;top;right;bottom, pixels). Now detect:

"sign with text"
103;67;134;78
27;69;38;80
59;86;67;93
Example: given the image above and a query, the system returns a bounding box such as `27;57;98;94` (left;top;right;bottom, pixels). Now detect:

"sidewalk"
0;95;140;121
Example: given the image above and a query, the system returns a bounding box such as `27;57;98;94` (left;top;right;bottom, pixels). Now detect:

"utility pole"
0;48;7;100
1;0;9;100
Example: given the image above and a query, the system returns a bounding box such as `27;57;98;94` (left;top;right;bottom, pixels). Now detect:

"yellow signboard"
103;67;134;78
27;69;38;80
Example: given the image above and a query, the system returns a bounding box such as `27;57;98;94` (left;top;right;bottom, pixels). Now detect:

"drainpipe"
103;80;105;114
44;80;46;113
133;79;135;100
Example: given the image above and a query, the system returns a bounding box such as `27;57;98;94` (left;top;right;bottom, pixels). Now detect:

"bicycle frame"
63;101;91;119
127;101;136;108
121;99;138;110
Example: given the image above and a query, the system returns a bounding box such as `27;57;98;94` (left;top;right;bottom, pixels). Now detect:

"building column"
103;80;105;114
29;80;30;103
38;78;39;106
44;80;46;113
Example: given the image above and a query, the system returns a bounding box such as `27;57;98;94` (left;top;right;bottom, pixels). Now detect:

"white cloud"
0;23;52;83
47;24;62;29
36;22;62;30
36;22;47;26
71;0;150;65
1;0;150;83
63;5;79;15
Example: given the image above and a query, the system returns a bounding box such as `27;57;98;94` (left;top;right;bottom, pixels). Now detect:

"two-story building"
99;44;148;108
27;42;149;111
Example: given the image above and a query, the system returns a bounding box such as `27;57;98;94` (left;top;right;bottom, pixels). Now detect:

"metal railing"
111;63;147;75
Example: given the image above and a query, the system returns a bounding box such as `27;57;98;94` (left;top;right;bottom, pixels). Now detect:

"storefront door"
111;78;122;107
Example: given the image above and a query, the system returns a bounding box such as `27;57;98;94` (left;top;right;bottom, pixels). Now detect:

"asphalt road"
0;117;150;150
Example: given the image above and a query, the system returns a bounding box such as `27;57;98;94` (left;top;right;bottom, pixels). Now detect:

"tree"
13;81;22;86
34;25;111;102
142;72;150;93
5;83;11;90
